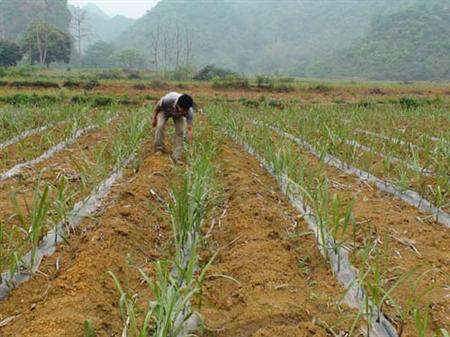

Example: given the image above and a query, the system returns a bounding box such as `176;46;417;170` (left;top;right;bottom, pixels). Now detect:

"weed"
399;97;420;110
84;320;96;337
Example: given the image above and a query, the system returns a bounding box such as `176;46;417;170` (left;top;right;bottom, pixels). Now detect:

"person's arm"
152;99;163;128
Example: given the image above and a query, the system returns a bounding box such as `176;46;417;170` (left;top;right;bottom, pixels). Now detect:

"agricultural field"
0;69;448;337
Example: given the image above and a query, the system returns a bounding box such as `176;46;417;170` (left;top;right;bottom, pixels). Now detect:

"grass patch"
212;76;250;90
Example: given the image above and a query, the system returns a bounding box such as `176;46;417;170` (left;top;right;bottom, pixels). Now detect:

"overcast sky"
68;0;159;19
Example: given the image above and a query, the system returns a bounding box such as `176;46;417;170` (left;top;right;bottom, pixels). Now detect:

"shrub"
69;95;89;104
256;76;274;90
63;79;83;88
0;67;7;77
5;65;35;78
91;96;113;107
194;64;236;80
267;99;285;109
399;97;420;110
83;79;100;91
10;80;60;89
238;97;259;107
0;93;59;105
0;41;23;67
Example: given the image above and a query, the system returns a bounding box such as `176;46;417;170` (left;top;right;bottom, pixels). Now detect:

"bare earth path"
200;140;355;336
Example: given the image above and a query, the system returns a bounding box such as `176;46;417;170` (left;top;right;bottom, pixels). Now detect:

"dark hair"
177;94;194;110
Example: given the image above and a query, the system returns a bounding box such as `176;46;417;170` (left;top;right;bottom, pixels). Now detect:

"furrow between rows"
225;129;396;337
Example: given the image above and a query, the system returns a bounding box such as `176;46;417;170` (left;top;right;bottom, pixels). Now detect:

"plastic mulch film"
270;125;450;228
339;137;433;176
0;155;134;300
0;124;99;181
228;129;401;337
0;125;50;150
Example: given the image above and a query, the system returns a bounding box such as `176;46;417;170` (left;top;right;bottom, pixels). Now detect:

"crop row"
233;102;449;214
206;103;449;337
0;108;149;298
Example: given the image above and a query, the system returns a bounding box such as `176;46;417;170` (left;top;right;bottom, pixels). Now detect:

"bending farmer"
152;92;195;161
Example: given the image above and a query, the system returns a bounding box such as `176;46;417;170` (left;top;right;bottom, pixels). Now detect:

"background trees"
83;41;116;68
114;49;146;69
0;0;70;40
22;22;71;67
0;40;23;67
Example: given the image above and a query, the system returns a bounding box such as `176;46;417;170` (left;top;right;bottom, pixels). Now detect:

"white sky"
68;0;159;19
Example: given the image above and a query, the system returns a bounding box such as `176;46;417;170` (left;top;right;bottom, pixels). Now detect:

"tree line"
0;1;194;71
0;22;71;67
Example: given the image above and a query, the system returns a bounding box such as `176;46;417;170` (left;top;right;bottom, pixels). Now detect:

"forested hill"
0;0;70;39
116;0;408;74
305;0;450;80
68;3;134;48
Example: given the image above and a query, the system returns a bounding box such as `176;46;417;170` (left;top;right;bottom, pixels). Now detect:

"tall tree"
149;17;161;71
22;22;71;67
70;6;90;63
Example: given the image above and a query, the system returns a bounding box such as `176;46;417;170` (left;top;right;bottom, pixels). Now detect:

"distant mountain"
115;0;408;74
83;3;109;20
304;0;450;80
69;3;134;50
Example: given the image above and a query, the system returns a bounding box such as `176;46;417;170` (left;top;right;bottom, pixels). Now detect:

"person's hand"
152;116;157;128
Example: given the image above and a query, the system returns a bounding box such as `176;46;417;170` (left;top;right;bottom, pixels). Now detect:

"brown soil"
2;80;450;107
254;124;450;336
0;139;174;336
0;132;358;337
0;125;68;171
0;119;123;262
0;108;446;337
320;138;445;203
199;141;356;336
